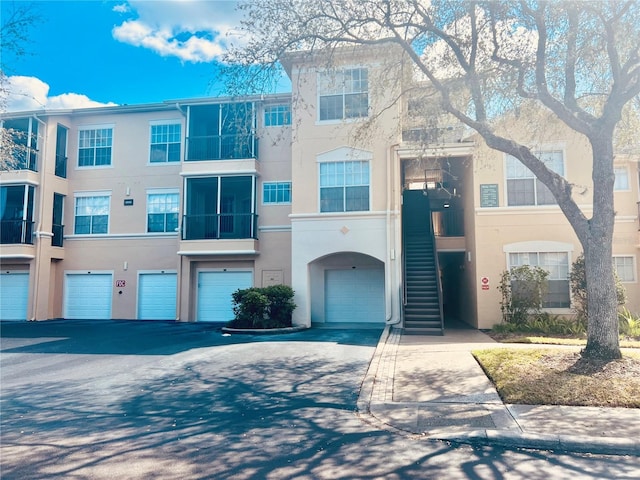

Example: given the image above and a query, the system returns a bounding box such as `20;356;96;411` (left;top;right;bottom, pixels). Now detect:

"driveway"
1;320;637;479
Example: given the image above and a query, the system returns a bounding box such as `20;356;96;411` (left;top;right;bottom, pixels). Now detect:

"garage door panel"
325;268;385;323
197;271;252;322
138;273;177;320
65;274;112;319
0;273;29;321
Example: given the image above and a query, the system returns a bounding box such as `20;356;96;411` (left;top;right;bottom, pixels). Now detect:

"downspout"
30;115;47;320
174;104;187;321
386;144;401;325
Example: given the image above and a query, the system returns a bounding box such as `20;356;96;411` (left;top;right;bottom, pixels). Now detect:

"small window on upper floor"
264;105;291;127
150;123;181;163
263;182;291;204
614;166;630;191
506;151;564;206
318;68;368;121
78;127;113;167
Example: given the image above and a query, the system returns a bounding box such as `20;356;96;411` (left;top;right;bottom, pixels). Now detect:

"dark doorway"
438;252;467;327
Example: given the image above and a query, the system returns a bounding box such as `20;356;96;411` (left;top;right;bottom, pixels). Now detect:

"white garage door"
0;272;29;321
64;273;112;319
325;268;385;323
197;271;252;322
138;273;177;320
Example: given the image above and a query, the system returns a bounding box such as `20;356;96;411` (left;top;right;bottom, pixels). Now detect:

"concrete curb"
357;326;640;456
221;325;308;335
436;430;640;456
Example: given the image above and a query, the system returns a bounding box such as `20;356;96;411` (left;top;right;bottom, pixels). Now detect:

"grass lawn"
473;347;640;408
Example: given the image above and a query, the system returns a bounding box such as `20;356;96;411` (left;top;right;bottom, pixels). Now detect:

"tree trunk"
581;136;621;360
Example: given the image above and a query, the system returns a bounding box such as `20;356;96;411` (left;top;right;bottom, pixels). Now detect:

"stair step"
403;327;444;336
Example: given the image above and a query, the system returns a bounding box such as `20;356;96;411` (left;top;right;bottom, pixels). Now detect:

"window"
55;124;68;177
320;161;369;212
150;123;181;163
147;191;179;233
506;151;563;206
263;182;291;204
186;103;256;161
0;185;35;244
78;127;113;167
74;194;110;234
2;117;39;171
264;105;291;126
509;251;570;308
318;68;368;121
614;256;636;282
614;166;629;191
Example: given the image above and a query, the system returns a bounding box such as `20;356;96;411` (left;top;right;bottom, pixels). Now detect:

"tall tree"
227;0;640;360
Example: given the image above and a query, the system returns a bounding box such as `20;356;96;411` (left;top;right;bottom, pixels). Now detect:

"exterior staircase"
402;190;444;335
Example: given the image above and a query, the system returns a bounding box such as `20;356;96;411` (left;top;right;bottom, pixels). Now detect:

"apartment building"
1;46;638;330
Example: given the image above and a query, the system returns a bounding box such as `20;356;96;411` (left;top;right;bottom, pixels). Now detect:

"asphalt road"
1;320;638;479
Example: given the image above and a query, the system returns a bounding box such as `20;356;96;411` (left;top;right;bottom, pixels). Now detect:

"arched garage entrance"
309;252;386;325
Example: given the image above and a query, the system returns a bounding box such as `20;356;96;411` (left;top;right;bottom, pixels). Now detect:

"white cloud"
112;0;244;63
113;3;130;13
3;76;116;112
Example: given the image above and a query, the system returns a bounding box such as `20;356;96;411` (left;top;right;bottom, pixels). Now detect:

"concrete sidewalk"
357;326;640;456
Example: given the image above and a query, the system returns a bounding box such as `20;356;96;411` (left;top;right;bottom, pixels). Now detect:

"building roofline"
0;92;293;119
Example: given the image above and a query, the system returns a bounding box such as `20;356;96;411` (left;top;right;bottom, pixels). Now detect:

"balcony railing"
52;224;64;247
186;134;257;161
0;220;34;244
9;149;38;172
182;213;258;240
55;154;67;178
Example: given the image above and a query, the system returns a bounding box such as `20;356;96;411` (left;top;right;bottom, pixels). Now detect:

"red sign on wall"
481;276;489;290
115;280;126;287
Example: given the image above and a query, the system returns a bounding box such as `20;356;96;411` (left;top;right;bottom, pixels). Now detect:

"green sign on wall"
480;184;499;207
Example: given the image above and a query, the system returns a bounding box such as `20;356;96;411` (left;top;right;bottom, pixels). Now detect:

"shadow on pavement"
0;319;383;356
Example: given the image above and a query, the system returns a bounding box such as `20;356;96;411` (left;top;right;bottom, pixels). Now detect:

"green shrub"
619;307;640;338
229;285;296;329
492;313;586;336
498;265;549;325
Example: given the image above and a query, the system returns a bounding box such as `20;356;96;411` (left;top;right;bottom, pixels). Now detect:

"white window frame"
149;120;182;164
262;181;292;205
613;255;637;283
77;125;114;168
504;241;574;311
319;160;370;213
146;188;180;233
505;150;565;207
613;165;630;191
264;105;291;127
317;67;369;122
73;191;111;235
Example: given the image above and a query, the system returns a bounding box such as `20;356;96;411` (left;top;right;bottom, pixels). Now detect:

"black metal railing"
55;154;67;178
432;209;465;237
0;220;34;244
52;224;64;247
182;213;258;240
9;149;38;172
186;134;257;161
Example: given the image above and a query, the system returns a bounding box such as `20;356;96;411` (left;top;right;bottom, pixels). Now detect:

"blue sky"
2;0;280;111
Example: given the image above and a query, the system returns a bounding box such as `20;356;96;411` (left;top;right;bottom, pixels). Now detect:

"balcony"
182;213;258;240
9;148;38;172
186;134;257;161
52;224;64;247
1;220;34;244
55;154;67;178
